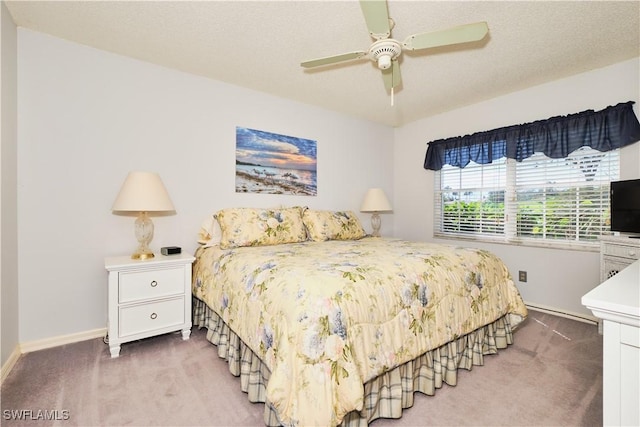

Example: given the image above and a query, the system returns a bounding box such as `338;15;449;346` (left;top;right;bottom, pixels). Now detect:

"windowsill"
432;233;600;253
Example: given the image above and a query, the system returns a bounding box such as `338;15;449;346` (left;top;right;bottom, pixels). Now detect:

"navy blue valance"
424;101;640;170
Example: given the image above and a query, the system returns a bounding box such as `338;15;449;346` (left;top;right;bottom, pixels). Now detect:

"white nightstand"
600;235;640;282
104;252;195;358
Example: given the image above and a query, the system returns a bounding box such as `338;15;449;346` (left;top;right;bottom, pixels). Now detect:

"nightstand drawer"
602;243;640;260
119;297;185;337
119;267;185;303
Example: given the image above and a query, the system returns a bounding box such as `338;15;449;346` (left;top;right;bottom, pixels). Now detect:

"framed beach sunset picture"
235;126;317;196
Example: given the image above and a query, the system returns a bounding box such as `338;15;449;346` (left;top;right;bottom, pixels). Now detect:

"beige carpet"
1;309;602;426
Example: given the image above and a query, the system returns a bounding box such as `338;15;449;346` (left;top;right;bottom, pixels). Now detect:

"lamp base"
131;250;155;260
370;212;382;237
132;211;155;260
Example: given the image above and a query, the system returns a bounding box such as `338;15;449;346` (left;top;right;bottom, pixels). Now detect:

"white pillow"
197;214;222;247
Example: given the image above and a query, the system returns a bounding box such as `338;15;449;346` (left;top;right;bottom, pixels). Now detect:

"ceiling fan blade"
402;21;489;51
381;59;401;91
360;0;391;40
301;51;368;68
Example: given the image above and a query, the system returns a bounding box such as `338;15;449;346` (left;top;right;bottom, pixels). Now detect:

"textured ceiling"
6;0;640;127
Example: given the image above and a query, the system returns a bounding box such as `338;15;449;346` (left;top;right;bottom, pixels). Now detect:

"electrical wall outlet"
518;271;528;282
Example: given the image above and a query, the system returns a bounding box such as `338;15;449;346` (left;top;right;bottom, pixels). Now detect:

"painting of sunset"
235;126;317;196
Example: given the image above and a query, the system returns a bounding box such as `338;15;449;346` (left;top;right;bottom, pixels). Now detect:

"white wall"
17;29;394;343
14;25;640;343
393;58;640;318
1;0;19;367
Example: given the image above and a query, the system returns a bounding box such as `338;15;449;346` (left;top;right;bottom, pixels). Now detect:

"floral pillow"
216;207;308;249
197;214;222;247
302;210;366;241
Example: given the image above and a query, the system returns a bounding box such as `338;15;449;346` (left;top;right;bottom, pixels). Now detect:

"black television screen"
610;178;640;233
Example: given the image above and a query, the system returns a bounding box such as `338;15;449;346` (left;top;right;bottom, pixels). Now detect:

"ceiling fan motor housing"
369;39;402;70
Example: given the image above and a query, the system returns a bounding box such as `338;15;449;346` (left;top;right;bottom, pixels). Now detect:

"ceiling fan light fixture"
377;55;392;70
369;39;402;70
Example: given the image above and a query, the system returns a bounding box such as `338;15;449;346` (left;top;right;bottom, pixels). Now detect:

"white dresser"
105;252;195;358
582;260;640;426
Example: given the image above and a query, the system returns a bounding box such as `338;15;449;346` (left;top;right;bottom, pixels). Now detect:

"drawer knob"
150;312;157;320
629;251;637;257
150;280;158;288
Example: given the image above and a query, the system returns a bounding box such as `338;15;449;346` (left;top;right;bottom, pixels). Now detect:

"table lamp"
112;171;175;259
360;188;392;237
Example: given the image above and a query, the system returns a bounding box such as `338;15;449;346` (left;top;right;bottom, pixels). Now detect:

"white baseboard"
525;301;598;325
19;327;107;354
1;345;21;384
1;328;106;383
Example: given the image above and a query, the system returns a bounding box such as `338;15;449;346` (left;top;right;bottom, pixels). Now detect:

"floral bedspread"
192;238;527;426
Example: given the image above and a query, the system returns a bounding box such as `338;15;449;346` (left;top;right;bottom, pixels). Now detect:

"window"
426;102;639;248
436;158;506;237
434;147;619;247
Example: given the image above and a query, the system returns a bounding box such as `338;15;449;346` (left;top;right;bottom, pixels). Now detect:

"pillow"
197;214;222;247
216;207;307;249
302;210;366;241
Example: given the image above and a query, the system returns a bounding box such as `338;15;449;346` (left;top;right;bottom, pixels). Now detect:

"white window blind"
435;159;506;238
435;147;619;247
514;146;618;244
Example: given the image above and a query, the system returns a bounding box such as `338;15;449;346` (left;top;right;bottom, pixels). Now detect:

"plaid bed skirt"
192;297;515;427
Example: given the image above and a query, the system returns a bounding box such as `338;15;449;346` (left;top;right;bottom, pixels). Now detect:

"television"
610;178;640;235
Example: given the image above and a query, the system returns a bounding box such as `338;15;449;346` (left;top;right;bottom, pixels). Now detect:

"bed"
192;207;527;426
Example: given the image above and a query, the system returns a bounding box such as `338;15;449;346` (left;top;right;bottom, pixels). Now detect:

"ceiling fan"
300;0;489;103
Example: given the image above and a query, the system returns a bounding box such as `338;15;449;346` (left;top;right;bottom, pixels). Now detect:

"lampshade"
360;188;392;213
112;171;175;213
112;172;175;260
